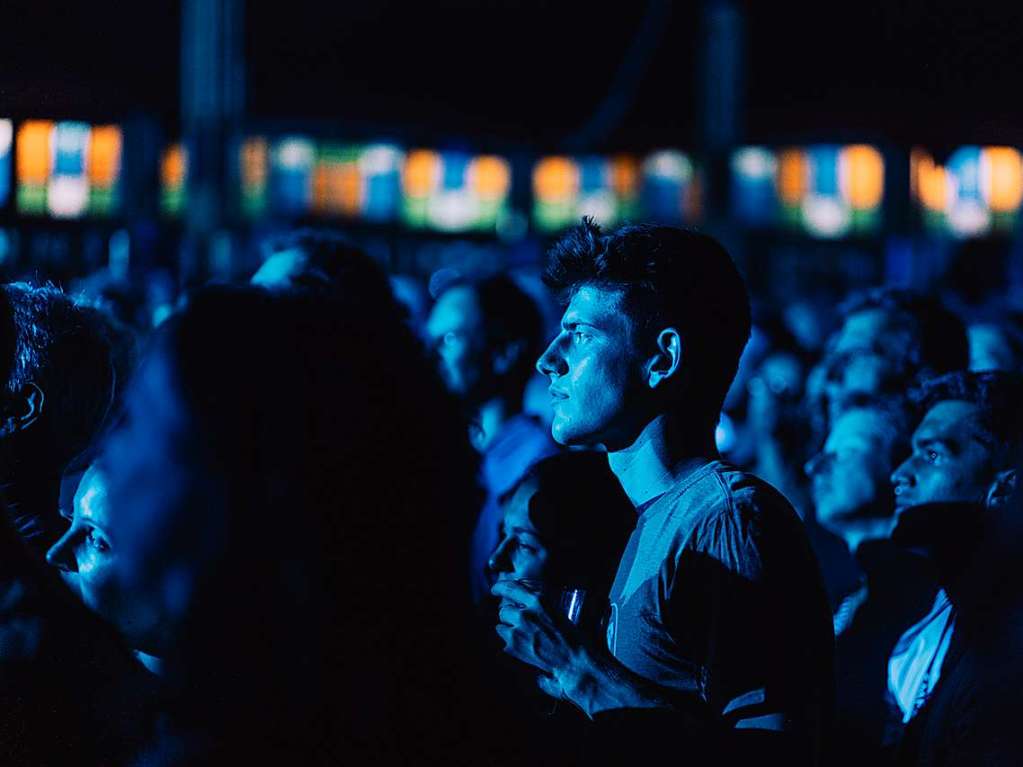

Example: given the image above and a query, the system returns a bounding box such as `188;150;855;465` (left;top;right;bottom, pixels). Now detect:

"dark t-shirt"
605;461;834;738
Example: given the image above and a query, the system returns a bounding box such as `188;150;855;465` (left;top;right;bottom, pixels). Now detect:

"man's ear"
985;468;1018;511
0;383;44;438
493;339;526;377
645;328;682;390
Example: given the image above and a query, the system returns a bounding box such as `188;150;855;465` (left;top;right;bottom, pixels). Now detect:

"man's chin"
550;420;585;447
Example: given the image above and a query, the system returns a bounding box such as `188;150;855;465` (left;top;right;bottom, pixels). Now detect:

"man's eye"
573;330;590;342
86;529;110;553
926;450;941;465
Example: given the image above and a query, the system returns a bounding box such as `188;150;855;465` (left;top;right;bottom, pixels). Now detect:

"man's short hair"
839;287;968;377
544;218;751;424
912;370;1023;467
2;283;117;471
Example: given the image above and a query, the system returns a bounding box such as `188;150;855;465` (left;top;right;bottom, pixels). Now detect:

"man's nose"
891;458;913;491
536;336;566;377
46;530;77;573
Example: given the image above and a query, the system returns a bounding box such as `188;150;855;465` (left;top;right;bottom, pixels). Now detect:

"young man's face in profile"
890;400;996;552
536;285;644;449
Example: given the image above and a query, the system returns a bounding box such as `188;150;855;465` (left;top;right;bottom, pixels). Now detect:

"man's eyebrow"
561;318;603;332
916;436;957;452
509;526;539;537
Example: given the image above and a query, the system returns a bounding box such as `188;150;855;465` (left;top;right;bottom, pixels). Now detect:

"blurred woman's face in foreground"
47;465;170;655
99;348;225;653
489;478;549;588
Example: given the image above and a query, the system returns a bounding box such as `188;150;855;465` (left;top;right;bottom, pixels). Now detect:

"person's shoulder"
659;462;806;555
715;463;806;528
675;461;798;521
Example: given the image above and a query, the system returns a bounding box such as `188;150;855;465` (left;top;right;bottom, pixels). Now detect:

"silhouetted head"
101;284;480;758
252;228;397;311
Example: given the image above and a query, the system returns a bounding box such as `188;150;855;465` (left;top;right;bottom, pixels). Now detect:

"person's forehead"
502;480;539;532
826;408;889;451
833;308;893;346
427;285;482;332
563;285;628;327
917;400;983;439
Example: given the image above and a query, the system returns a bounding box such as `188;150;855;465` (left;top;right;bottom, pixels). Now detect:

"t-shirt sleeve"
663;483;831;729
662;497;765;708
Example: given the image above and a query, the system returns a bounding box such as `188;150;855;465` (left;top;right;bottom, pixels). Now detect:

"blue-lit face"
891;400;996;513
806;408;896;531
536;285;647;449
968;324;1020;373
425;285;489;400
825;308;914;420
489;479;549;588
46;465;168;654
100;351;224;653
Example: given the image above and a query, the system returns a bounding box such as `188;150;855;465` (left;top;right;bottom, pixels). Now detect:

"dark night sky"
2;1;1023;150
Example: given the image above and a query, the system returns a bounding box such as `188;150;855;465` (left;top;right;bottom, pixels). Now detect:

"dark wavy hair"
544;218;751;426
912;370;1023;467
839;287;968;379
2;283;119;473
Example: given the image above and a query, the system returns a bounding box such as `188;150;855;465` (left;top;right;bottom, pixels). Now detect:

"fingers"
537;673;563;699
490;579;541;610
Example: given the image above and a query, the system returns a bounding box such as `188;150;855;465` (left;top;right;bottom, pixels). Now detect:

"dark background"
2;1;1022;150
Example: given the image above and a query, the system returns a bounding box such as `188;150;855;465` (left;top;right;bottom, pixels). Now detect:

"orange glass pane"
404;150;441;198
534;157;579;202
88;125;122;187
469;156;510;200
610;155;639;197
777;149;807;205
983;147;1023;213
241;137;269;189
841;145;884;209
161;144;187;189
17;121;53;185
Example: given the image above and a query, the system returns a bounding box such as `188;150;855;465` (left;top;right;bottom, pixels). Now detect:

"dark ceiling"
2;1;1022;150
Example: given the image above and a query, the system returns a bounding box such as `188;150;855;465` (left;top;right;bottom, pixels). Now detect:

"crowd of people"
0;218;1021;765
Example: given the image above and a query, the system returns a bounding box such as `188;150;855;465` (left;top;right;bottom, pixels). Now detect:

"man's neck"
471;395;516;453
607;413;718;508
